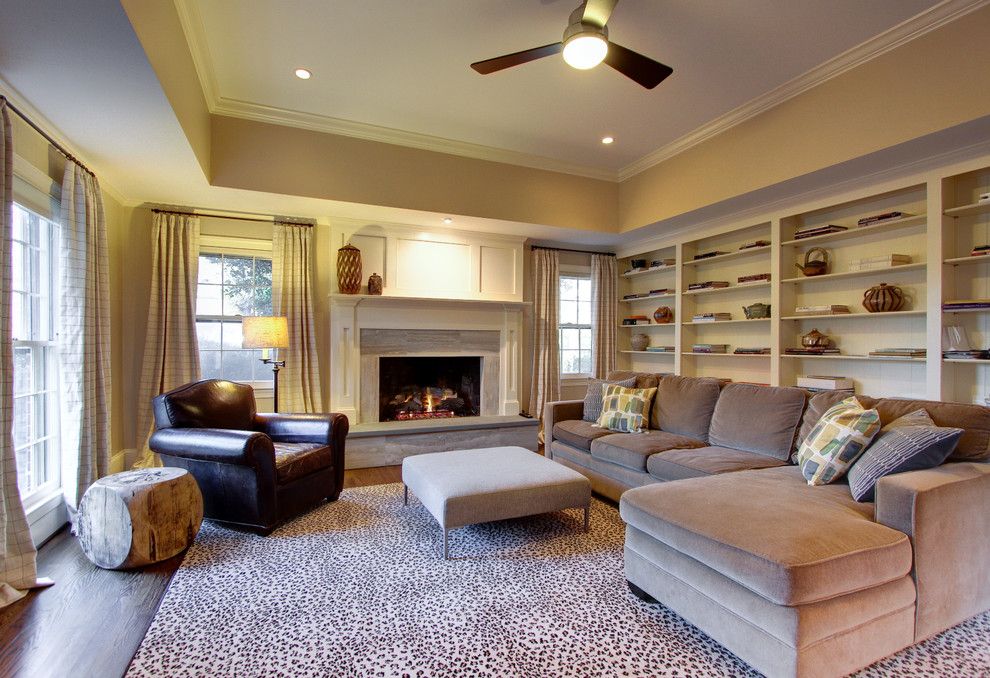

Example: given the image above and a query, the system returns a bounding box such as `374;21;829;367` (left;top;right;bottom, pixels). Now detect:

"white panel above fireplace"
395;238;471;294
480;245;517;296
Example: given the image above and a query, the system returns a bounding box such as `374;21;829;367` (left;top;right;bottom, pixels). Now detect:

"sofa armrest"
544;400;585;439
254;412;349;444
875;462;990;641
149;427;275;468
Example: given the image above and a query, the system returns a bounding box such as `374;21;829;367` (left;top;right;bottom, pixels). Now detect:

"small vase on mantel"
336;244;362;294
368;272;383;295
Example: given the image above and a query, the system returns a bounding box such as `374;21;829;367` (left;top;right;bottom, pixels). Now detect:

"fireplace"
378;356;482;422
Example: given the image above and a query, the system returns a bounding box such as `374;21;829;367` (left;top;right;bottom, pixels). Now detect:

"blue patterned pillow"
847;424;962;502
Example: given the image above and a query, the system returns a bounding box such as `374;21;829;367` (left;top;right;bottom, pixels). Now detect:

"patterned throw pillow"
594;384;658;433
797;397;881;486
583;377;638;422
847;410;962;502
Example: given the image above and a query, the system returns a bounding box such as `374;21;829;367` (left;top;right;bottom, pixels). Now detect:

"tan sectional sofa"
544;372;990;678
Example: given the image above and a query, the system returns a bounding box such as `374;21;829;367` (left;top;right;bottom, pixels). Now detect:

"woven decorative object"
368;272;383;295
863;282;905;312
630;333;650;351
336;244;362;294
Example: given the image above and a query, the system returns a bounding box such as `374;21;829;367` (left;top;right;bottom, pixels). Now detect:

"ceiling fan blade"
582;0;618;28
471;43;563;75
603;42;673;89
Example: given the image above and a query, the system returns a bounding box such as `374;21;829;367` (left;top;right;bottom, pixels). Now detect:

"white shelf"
618;323;675;329
944;201;990;218
620;350;675;356
943;255;990;266
782;354;926;362
780;262;925;284
682;318;771;326
682;281;771;296
682;352;771;358
622;266;676;278
619;293;675;303
781;215;926;246
781;310;925;320
682;245;770;266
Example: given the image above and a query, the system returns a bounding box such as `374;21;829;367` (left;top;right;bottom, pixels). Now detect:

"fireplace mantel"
329;293;530;309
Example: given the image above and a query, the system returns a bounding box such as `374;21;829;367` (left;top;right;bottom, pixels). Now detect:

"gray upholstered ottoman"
402;446;592;559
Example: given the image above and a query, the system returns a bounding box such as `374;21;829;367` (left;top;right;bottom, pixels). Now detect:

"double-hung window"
10;203;60;506
559;272;593;377
195;248;274;385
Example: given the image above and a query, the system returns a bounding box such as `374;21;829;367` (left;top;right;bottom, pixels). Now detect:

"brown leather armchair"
149;379;348;535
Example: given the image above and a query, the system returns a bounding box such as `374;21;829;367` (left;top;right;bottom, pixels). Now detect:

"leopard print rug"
127;483;990;677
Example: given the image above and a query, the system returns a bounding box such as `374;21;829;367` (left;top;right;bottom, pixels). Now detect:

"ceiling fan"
470;0;673;89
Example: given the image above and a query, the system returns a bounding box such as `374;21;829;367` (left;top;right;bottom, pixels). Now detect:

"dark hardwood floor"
0;465;402;678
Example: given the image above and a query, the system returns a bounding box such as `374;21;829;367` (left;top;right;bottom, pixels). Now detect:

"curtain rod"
530;245;615;257
1;95;95;177
152;208;314;226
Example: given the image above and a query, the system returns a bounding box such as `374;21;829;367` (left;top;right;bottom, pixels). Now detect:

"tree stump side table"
77;468;204;570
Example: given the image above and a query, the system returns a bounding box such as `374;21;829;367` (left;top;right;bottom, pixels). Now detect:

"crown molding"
172;0;219;109
616;0;990;181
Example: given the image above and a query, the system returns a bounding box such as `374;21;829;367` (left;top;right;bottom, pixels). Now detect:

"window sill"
561;374;593;383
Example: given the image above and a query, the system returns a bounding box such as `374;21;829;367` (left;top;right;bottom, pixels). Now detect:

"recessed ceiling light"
294;68;312;80
442;217;453;224
601;136;614;145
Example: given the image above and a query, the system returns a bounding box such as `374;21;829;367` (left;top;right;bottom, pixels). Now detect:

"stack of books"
869;348;926;358
785;347;841;355
734;347;771;355
848;254;911;271
793;304;850;316
649;288;674;295
857;211;911;227
944;349;990;360
622;315;651;326
794;224;848;239
739;240;770;250
693;251;729;260
688;281;730;291
943;299;990;311
971;246;990;257
796;375;854;391
622;292;648;301
651;258;676;268
692;344;729;354
645;346;675;353
738;272;771;284
692;312;732;323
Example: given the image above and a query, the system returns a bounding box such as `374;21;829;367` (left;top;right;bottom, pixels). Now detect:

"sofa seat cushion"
553;419;613;452
273;442;332;484
591;431;705;472
619;466;913;606
646;446;788;481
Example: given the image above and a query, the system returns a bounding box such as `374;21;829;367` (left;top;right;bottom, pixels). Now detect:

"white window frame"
559;265;594;379
196;236;275;392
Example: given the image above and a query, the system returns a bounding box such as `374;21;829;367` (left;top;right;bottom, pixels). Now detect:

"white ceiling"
186;0;941;175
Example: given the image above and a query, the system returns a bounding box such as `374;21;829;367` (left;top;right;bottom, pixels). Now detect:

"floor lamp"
242;316;289;412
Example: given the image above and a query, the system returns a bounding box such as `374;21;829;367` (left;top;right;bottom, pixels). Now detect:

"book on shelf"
693;250;729;260
850;254;911;265
796;375;854;390
652;258;676;267
857;211;912;226
734;347;771;354
944;350;990;360
737;272;771;284
847;255;912;271
738;240;770;250
692;313;732;322
803;387;855;394
649;288;674;295
794;224;848;239
943;299;990;310
971;246;990;256
692;344;729;354
870;348;926;355
622;319;652;326
793;304;850;315
785;347;841;355
688;281;730;290
645;346;675;352
622;293;648;300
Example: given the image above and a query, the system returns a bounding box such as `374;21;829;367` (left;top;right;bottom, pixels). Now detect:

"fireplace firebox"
378;356;482;422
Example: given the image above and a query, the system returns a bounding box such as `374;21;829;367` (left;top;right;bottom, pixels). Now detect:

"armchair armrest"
875;462;990;641
149;427;275;468
254;412;349;444
544;400;585;439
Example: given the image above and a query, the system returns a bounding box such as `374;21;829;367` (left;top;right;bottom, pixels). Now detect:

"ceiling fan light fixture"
562;32;608;70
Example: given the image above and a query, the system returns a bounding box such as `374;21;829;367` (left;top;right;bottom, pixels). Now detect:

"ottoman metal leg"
404;484;408;506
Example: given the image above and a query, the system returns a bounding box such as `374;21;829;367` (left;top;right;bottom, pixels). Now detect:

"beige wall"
210;115;619;233
619;5;990;231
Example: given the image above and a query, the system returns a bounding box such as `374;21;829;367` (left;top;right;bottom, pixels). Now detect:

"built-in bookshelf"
615;155;990;404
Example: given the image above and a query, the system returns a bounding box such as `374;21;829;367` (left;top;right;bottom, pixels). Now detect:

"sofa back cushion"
606;370;661;391
708;384;807;460
650;375;721;441
798;392;990;462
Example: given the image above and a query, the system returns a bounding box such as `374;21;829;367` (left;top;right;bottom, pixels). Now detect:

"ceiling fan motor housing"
563;6;609;43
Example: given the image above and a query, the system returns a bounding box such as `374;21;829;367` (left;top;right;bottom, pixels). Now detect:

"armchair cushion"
273;442;334;484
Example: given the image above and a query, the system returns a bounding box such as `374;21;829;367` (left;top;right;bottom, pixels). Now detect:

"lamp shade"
242;316;289;349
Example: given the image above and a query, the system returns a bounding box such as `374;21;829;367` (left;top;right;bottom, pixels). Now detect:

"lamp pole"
262;354;286;412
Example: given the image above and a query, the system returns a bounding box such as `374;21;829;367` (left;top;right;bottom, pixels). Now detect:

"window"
195;251;273;383
11;204;60;504
559;273;593;376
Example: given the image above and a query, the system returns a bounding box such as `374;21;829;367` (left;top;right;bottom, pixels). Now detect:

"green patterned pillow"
594;384;657;433
797;396;881;485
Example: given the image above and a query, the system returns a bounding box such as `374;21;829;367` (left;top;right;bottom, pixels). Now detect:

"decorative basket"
863;282;905;312
336;244;362;294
